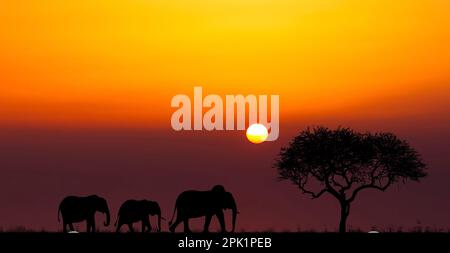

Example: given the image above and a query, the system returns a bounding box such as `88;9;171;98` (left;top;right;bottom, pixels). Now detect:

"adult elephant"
115;200;162;233
169;185;238;233
58;195;110;233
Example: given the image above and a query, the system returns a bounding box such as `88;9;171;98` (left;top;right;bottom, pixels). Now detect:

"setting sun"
246;124;269;144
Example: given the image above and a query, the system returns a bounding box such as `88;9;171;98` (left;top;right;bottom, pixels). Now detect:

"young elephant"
115;200;162;232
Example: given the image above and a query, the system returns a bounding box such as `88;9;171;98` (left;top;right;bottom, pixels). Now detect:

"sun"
246;123;269;144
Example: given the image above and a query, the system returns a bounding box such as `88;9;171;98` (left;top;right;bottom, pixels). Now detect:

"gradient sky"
0;0;449;231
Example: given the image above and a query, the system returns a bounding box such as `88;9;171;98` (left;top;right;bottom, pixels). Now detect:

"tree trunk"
339;202;350;233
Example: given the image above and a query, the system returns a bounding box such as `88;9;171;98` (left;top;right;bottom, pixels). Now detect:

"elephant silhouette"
115;199;163;233
58;195;110;233
169;185;238;233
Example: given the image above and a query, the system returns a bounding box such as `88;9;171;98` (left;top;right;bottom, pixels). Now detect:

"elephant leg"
216;210;226;232
87;217;96;233
147;218;152;232
143;218;152;233
91;221;96;233
169;217;182;233
183;218;191;233
86;220;92;233
203;215;212;233
127;223;134;233
68;223;75;232
63;222;67;233
116;222;123;233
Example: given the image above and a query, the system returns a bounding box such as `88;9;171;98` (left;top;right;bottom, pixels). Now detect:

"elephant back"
211;185;226;193
118;200;138;213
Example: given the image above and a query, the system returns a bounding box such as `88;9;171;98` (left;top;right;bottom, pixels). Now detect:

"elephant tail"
168;204;177;226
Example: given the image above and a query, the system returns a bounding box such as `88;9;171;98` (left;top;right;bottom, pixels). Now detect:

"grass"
2;225;450;233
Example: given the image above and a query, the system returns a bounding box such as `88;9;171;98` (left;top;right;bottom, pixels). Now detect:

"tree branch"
297;184;329;199
334;172;353;192
324;177;344;201
311;188;328;199
294;173;331;199
348;180;391;203
331;174;345;189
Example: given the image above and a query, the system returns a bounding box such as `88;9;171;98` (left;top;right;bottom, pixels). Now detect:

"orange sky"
1;0;449;128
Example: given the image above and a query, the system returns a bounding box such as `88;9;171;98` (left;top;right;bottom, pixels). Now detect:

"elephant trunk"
231;208;237;232
231;198;237;232
104;207;110;226
157;213;162;232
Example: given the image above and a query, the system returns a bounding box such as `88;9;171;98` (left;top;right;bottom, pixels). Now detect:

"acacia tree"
275;127;427;232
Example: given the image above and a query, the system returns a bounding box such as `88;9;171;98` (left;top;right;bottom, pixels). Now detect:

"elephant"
115;200;162;233
57;195;110;233
168;185;238;233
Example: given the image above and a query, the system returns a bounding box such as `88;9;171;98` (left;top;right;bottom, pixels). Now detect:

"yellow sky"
0;0;449;127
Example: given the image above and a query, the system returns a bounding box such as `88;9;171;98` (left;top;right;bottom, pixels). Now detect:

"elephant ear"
149;201;159;210
84;195;100;209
